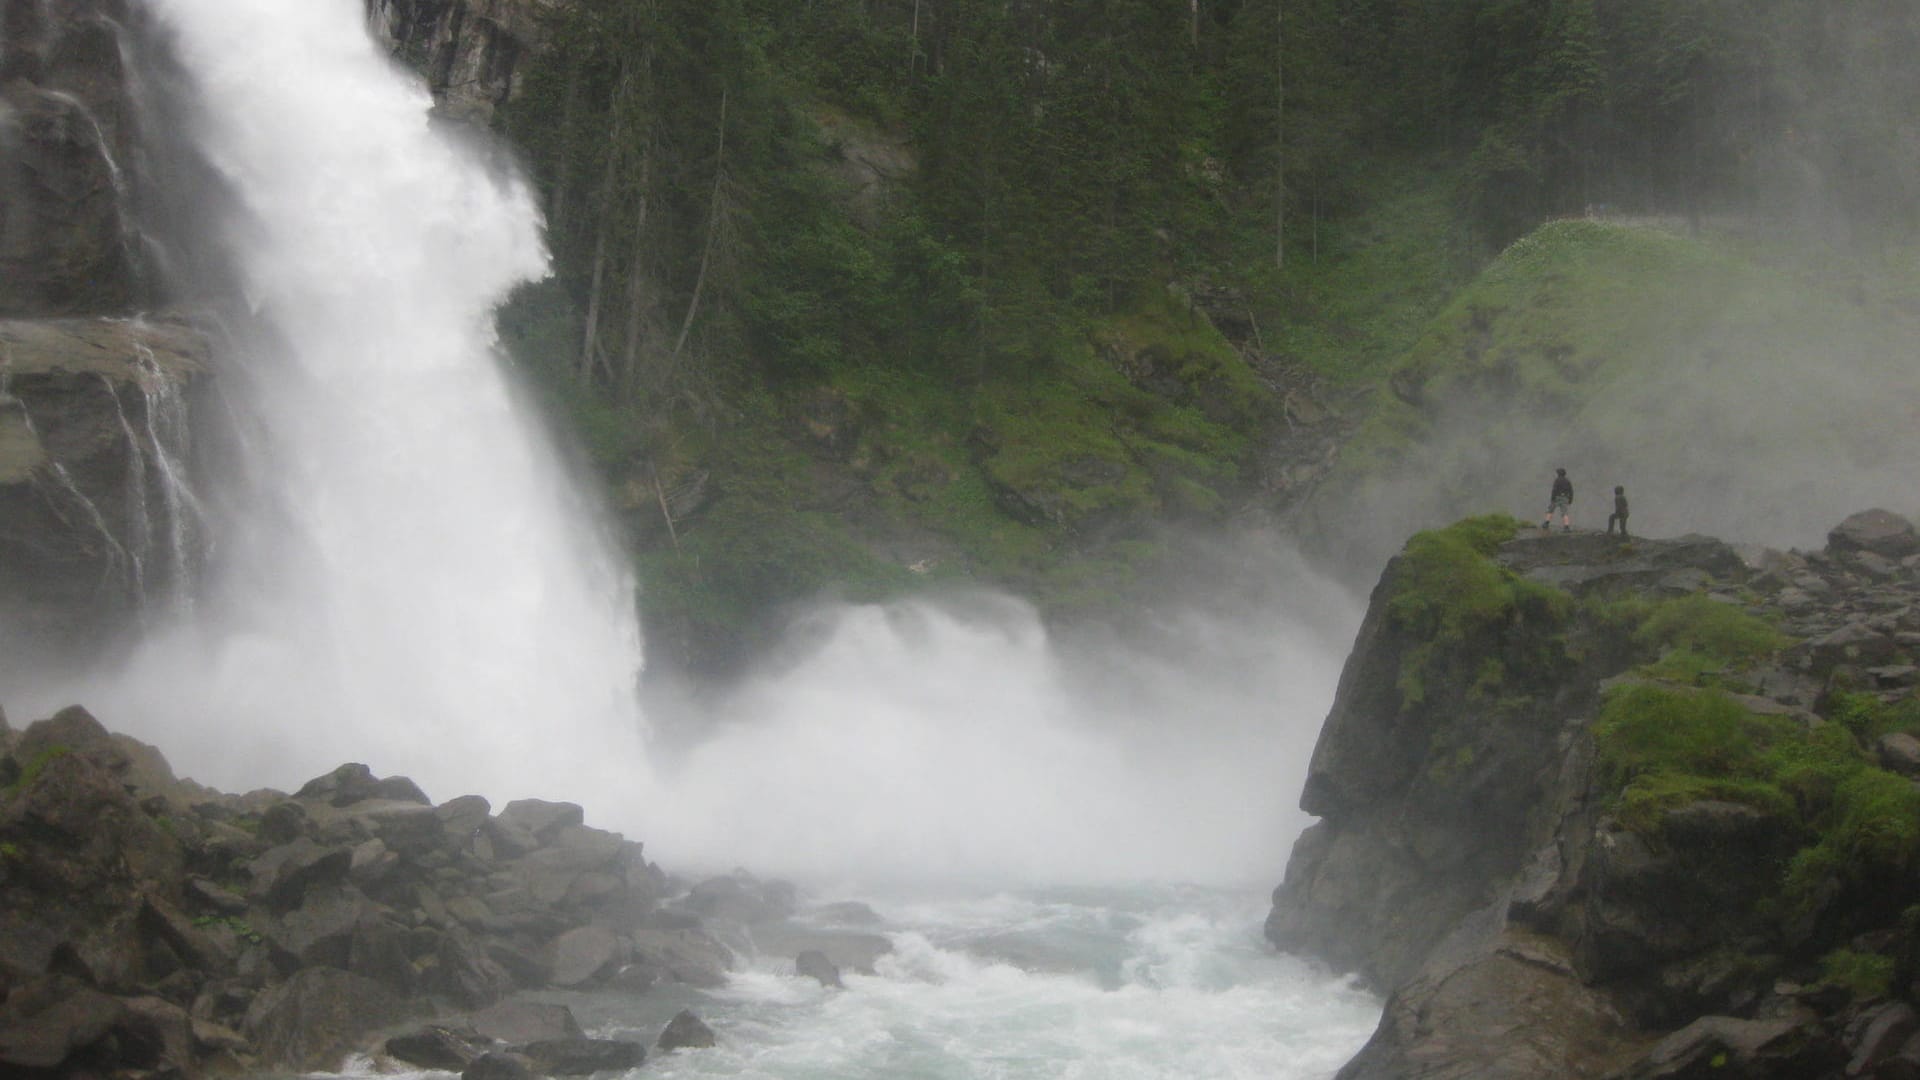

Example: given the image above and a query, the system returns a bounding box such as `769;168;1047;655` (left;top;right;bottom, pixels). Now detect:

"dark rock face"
364;0;544;125
0;707;717;1076
657;1008;717;1051
0;317;208;671
0;0;215;673
0;0;141;315
1272;514;1920;1079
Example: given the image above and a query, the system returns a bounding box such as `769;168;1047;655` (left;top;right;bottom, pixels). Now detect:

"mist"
630;542;1360;888
1313;234;1920;578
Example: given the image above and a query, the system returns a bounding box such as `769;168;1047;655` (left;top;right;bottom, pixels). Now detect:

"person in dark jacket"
1543;468;1573;532
1608;485;1630;538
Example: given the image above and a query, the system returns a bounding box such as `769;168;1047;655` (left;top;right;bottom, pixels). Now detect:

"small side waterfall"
78;0;651;807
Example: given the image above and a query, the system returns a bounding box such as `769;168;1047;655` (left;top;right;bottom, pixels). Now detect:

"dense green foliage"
482;0;1920;666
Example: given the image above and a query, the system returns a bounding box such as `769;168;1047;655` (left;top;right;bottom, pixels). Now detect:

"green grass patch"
1817;948;1895;1001
1385;514;1571;705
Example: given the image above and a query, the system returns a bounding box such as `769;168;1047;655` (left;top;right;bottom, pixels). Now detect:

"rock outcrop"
0;0;215;672
365;0;549;125
0;318;207;668
0;705;738;1076
1270;511;1920;1079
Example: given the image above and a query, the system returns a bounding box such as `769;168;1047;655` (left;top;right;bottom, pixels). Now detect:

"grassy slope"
1306;219;1920;569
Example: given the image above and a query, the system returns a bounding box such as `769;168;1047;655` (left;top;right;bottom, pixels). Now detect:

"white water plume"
635;549;1359;887
60;0;648;805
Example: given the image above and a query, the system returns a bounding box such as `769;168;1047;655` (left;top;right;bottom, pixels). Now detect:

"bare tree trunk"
618;142;654;397
650;462;679;550
671;87;728;365
1190;0;1199;48
577;70;633;383
910;0;922;76
1274;0;1285;270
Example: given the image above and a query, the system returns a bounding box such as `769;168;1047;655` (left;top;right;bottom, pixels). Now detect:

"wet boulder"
796;949;843;989
296;762;430;808
245;838;352;910
243;966;414;1072
468;999;582;1045
657;1009;717;1051
497;799;583;842
0;975;129;1072
547;924;624;988
464;1049;536;1080
386;1022;492;1071
520;1036;646;1075
1829;509;1919;561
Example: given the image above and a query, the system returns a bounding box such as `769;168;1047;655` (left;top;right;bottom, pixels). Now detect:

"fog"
1316;280;1920;577
631;542;1359;887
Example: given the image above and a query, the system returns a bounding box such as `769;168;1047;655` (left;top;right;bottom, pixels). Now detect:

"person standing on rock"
1543;468;1574;532
1608;486;1630;538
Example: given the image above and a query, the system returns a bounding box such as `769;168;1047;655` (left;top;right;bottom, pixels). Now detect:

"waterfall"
84;0;650;807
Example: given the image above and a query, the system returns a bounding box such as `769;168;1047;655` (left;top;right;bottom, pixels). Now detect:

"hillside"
356;0;1920;677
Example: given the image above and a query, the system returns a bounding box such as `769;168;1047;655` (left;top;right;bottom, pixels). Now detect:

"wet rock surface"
0;704;755;1075
1271;512;1920;1080
365;0;546;125
0;0;218;677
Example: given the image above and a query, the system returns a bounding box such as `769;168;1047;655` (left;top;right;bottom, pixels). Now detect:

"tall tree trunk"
617;142;653;398
910;0;921;76
578;70;634;383
671;87;729;365
1274;0;1286;270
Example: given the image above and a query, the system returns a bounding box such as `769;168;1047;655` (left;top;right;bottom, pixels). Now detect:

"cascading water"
79;0;650;806
34;4;1383;1074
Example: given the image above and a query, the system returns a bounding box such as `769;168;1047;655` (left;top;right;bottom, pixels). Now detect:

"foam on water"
556;888;1375;1080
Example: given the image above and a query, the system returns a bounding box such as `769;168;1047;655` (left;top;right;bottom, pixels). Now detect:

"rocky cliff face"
1271;511;1920;1079
365;0;548;125
0;0;212;674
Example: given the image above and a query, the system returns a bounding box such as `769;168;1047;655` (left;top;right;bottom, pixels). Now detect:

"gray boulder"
548;924;624;988
796;949;844;989
463;1050;535;1080
1618;1014;1840;1079
520;1037;646;1075
1828;509;1919;560
657;1009;717;1051
385;1022;491;1071
242;967;413;1072
295;762;431;807
498;799;584;841
468;999;582;1044
246;838;352;910
629;927;732;988
0;976;129;1072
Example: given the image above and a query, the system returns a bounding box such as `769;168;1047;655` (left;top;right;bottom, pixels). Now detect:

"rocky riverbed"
0;705;882;1077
